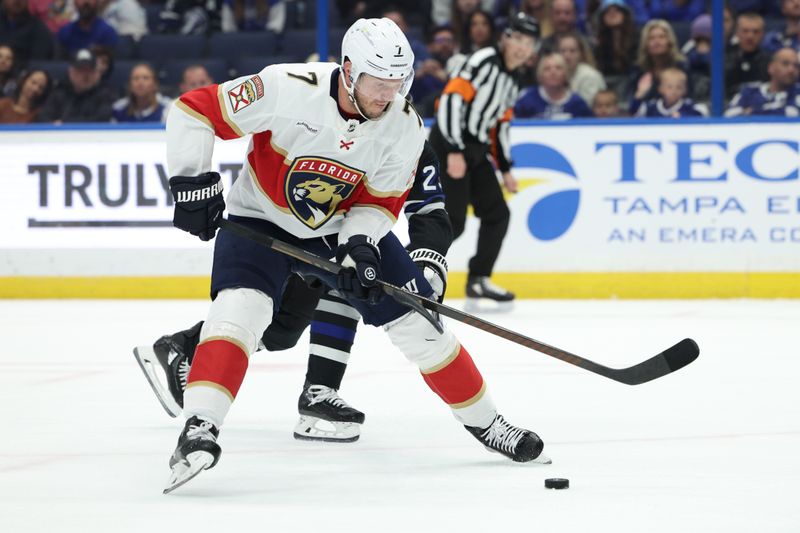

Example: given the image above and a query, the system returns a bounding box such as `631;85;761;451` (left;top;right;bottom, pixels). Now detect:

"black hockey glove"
335;235;384;305
169;172;225;241
409;248;448;303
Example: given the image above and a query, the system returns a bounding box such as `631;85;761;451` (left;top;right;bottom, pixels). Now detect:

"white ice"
1;299;799;532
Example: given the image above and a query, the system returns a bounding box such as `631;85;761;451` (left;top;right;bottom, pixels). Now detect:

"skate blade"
534;453;552;465
133;346;181;418
464;299;514;314
163;451;214;494
483;446;552;464
293;415;361;443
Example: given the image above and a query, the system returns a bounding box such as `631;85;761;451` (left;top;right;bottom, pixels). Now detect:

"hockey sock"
183;339;249;427
421;344;497;429
306;291;361;389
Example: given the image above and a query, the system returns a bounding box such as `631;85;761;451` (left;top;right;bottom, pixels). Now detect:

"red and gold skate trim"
186;338;249;400
421;344;486;406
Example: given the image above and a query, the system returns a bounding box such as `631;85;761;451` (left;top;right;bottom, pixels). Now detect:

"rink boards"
1;118;798;298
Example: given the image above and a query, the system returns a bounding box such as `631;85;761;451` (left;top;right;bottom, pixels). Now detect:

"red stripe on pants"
187;339;249;398
421;346;484;405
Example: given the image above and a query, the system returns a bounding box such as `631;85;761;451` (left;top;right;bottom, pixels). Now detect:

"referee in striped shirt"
429;12;539;307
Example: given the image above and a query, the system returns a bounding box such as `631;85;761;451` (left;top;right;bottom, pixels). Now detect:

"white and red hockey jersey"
166;62;426;244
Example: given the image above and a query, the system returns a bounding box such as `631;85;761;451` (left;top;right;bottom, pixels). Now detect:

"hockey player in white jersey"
161;17;548;494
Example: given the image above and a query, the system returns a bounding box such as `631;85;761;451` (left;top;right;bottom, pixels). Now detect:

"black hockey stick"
219;218;699;385
218;218;443;334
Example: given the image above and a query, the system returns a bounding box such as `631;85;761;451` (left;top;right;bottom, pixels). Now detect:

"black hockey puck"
544;478;569;489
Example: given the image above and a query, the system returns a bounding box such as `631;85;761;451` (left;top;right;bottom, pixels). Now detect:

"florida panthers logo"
286;157;364;229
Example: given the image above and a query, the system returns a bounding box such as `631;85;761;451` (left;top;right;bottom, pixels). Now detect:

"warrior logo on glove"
174;182;223;203
169;172;226;241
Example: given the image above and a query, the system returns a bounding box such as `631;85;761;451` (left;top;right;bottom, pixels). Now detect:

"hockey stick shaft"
219;219;699;385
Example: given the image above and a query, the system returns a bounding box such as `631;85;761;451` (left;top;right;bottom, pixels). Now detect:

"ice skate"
293;381;365;443
464;276;515;313
164;416;222;494
465;414;550;464
133;321;202;417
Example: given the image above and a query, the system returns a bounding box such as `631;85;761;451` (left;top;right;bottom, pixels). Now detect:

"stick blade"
613;338;700;386
663;338;700;373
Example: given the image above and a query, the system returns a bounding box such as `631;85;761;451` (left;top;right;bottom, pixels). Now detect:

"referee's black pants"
430;126;510;278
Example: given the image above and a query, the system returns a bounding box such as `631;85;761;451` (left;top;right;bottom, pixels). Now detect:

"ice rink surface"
1;299;799;532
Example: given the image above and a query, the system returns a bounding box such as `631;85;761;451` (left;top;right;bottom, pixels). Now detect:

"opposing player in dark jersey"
135;140;452;443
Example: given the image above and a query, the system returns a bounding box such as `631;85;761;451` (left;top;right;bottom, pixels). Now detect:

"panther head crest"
292;178;347;226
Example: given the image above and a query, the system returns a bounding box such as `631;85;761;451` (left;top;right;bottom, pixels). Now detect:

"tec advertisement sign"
448;120;800;273
1;121;799;276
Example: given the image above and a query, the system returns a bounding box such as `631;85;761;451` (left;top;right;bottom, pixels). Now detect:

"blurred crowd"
1;0;799;124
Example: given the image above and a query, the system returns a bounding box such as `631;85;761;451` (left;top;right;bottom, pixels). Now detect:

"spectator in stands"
628;19;688;115
0;0;55;64
231;0;284;32
520;0;553;39
179;64;213;94
592;0;637;97
727;0;781;17
723;3;735;43
58;0;118;56
641;0;707;22
681;14;711;101
410;25;456;114
231;0;265;31
726;47;800;116
591;88;621;117
635;67;707;117
447;10;495;74
158;0;222;35
725;12;769;98
0;44;16;96
0;68;51;123
764;0;800;54
112;63;171;122
29;0;76;34
464;9;495;51
449;0;482;52
91;44;114;85
540;0;579;54
515;53;594;118
431;0;493;27
100;0;147;39
579;0;600;36
36;48;115;122
557;31;606;105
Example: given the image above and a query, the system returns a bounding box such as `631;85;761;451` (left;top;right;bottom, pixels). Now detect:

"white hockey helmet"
340;18;415;118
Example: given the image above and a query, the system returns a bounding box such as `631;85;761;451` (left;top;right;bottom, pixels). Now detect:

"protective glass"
353;73;408;103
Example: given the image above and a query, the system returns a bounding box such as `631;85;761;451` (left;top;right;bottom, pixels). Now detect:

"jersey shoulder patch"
227;75;264;113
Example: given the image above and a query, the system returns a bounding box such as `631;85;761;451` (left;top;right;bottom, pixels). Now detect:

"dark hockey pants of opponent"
430;127;510;278
260;276;357;391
